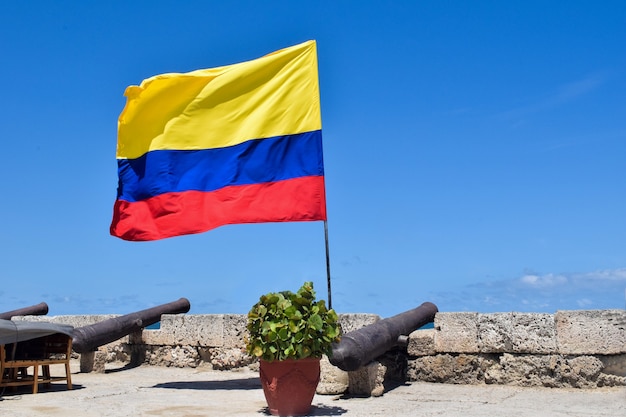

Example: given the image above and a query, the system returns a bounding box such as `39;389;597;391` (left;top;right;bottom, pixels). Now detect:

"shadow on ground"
152;377;261;390
257;404;347;416
0;382;84;397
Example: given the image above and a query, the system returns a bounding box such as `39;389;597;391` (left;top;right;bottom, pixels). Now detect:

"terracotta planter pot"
259;357;321;416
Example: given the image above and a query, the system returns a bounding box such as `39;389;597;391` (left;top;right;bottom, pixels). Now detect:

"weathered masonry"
12;309;625;396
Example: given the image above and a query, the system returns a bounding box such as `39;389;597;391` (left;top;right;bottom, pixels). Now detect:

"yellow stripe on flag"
117;40;321;159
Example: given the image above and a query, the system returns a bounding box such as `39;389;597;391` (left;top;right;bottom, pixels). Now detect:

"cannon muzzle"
330;301;438;371
0;302;49;320
72;297;190;353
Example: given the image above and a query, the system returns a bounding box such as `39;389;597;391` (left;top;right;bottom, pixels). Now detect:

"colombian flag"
110;40;326;241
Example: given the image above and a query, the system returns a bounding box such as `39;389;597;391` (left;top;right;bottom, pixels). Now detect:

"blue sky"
1;1;625;317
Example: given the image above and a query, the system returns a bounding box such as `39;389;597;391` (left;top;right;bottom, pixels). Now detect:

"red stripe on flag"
110;176;327;241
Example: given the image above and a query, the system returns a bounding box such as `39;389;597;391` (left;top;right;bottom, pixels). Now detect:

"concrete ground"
0;361;624;417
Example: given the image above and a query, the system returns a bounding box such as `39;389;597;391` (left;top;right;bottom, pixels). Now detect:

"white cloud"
520;273;567;288
575;268;626;282
434;267;626;313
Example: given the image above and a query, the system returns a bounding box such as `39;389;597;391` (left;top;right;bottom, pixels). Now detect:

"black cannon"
0;302;49;320
72;297;190;353
330;301;438;371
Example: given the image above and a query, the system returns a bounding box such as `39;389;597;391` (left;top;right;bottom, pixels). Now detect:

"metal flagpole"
324;220;332;309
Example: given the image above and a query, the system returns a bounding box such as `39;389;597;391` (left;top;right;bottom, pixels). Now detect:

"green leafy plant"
246;281;341;362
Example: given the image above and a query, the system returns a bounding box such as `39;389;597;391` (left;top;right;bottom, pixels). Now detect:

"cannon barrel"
0;302;49;320
72;297;190;353
330;301;438;371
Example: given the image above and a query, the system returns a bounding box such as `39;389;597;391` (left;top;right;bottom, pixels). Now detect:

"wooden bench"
1;333;72;393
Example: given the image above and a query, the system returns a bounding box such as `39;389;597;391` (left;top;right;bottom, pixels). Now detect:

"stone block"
510;313;556;354
477;313;557;354
434;312;479;353
317;355;349;395
407;329;435;356
347;361;387;397
555;310;626;355
406;353;493;384
498;353;605;388
79;351;95;373
478;313;514;353
407;353;616;388
223;314;247;347
202;347;254;370
143;345;200;368
163;314;225;347
80;350;107;373
155;314;247;348
338;314;380;334
142;317;173;345
135;328;166;345
148;315;178;345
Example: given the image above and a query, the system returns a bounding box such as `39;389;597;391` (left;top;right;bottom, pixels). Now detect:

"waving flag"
110;40;326;241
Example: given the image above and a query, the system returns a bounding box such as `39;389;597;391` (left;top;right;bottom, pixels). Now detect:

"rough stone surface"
11;311;626;391
378;349;408;389
600;354;626;377
555;309;626;355
143;345;201;368
162;314;225;347
344;349;407;397
510;312;557;353
93;350;108;373
407;329;436;356
137;328;168;345
80;350;108;373
317;355;349;395
101;342;132;363
499;354;605;388
407;353;625;388
127;344;254;370
347;361;387;397
79;351;95;373
338;313;380;333
223;314;247;347
78;343;130;373
204;347;253;370
407;353;496;384
434;312;479;353
477;313;557;354
478;313;514;353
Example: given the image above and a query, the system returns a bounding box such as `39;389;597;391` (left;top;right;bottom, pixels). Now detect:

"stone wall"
406;310;626;389
12;309;625;392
